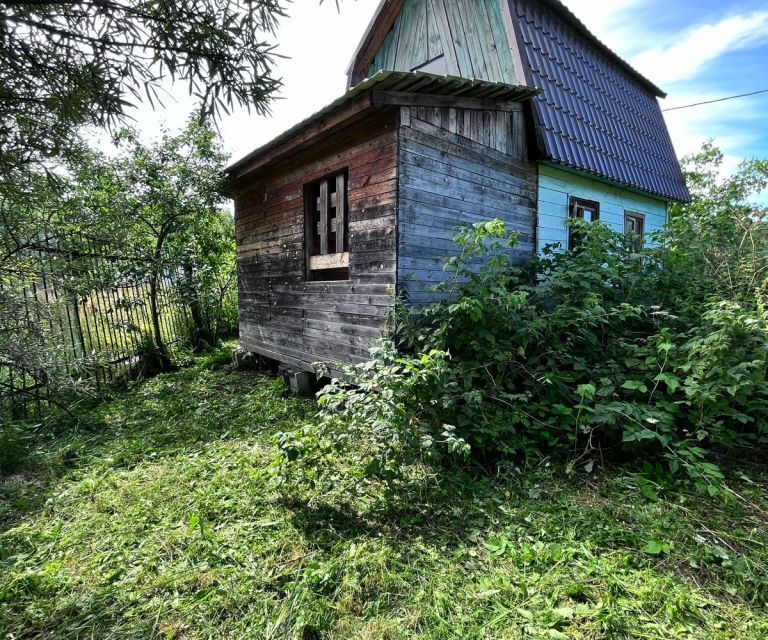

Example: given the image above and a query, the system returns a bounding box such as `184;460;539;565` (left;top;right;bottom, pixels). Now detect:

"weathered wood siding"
235;113;399;370
369;0;518;84
397;105;537;304
537;164;669;252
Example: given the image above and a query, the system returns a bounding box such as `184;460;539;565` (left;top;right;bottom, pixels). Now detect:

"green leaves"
621;380;649;394
642;539;672;556
278;199;768;498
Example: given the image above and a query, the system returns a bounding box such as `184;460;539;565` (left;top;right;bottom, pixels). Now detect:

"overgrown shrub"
275;147;768;494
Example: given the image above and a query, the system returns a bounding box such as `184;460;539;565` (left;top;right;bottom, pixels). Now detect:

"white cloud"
631;11;768;84
560;0;643;51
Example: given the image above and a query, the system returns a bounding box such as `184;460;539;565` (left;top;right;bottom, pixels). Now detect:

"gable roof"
347;0;664;96
348;0;690;203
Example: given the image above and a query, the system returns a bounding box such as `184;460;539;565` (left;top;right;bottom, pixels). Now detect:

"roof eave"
225;71;540;182
543;158;690;203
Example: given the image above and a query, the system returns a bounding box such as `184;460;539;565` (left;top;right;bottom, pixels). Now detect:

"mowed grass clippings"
0;348;767;639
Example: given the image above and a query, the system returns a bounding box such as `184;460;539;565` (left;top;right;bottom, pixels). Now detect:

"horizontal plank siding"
537;164;669;252
397;105;537;303
234;114;399;371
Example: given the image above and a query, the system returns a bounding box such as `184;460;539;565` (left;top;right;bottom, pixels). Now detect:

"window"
568;196;600;250
624;212;645;239
305;171;349;281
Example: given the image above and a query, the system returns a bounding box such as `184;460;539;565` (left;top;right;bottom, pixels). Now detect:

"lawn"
1;348;767;639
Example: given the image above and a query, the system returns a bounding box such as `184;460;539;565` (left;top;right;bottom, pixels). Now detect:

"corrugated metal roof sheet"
226;70;540;176
511;0;690;202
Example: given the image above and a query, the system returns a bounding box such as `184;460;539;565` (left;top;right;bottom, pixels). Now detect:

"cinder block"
280;366;317;397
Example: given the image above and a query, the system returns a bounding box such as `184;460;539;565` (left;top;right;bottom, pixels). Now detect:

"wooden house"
225;0;689;373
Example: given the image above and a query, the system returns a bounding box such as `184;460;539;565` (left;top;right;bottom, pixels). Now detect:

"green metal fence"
1;247;189;419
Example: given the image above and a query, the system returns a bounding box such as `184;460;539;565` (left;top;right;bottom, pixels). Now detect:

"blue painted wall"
537;164;669;252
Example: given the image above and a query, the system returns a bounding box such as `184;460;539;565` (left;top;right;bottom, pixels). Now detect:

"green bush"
275;147;768;494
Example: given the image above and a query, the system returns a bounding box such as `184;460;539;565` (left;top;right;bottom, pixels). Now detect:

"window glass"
568;196;600;250
624;212;645;237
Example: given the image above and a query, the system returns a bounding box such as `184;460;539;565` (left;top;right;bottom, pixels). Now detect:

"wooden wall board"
363;0;517;85
234;112;400;370
396;105;536;302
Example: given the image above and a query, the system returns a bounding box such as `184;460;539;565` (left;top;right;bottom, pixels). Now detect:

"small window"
305;171;349;282
624;212;645;239
568;196;600;250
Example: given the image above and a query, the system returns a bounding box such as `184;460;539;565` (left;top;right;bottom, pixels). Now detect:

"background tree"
1;0;286;410
74;120;233;365
665;143;768;307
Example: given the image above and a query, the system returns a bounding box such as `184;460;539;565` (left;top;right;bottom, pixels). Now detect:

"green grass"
1;347;767;639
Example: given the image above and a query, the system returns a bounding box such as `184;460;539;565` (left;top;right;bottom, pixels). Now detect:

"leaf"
621;380;648;393
654;373;681;393
576;383;596;400
188;515;200;532
642;540;671;555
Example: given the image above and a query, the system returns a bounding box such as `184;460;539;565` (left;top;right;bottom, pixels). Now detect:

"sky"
127;0;768;182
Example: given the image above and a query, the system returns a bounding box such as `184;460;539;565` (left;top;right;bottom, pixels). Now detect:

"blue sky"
564;0;768;176
130;0;768;184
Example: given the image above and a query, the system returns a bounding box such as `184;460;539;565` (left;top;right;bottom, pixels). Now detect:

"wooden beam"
309;252;350;271
336;173;347;253
319;179;329;255
372;90;523;112
430;0;460;75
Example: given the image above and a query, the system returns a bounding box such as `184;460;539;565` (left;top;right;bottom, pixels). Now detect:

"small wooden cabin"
226;0;689;372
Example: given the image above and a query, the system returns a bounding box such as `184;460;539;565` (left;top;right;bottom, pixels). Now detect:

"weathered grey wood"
233;115;398;371
336;173;346;253
397;106;537;303
360;0;516;85
429;0;460;74
426;0;444;61
318;179;329;255
373;91;523;113
309;252;349;271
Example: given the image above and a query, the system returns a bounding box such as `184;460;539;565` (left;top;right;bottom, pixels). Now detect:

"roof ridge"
534;0;667;98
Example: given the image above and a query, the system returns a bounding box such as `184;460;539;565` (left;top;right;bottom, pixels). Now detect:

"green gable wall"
537;164;669;252
368;0;518;85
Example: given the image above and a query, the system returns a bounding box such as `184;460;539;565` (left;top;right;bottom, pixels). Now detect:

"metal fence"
1;248;190;419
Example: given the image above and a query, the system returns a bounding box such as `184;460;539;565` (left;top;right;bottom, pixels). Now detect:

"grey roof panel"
511;0;689;202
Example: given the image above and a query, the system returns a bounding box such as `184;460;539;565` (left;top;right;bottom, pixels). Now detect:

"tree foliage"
1;0;284;410
0;0;285;181
73;120;236;358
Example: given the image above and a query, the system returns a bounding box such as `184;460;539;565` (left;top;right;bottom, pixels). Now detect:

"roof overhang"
224;71;540;188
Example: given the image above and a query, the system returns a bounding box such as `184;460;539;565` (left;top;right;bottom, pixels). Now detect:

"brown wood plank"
318;179;329;255
230;94;376;180
336;173;346;254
